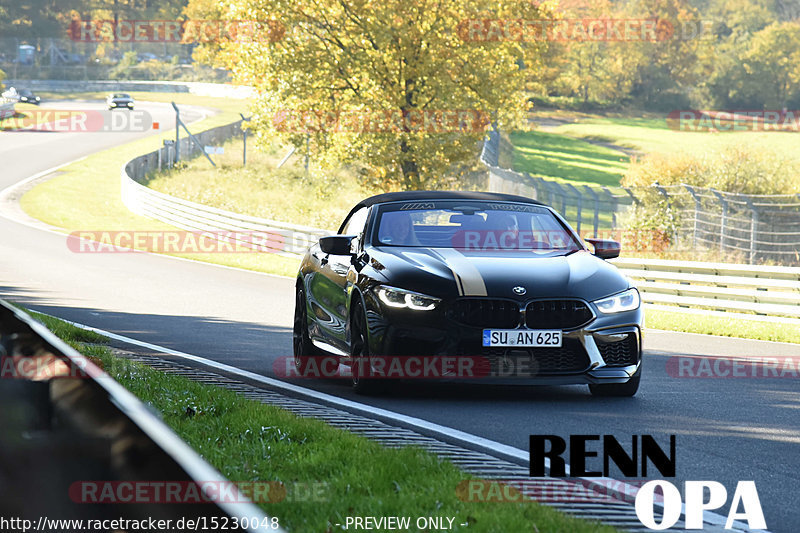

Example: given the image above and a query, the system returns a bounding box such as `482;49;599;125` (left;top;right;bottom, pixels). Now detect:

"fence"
121;120;330;256
480;130;800;265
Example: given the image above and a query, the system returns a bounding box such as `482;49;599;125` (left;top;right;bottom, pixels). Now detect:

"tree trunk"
400;139;421;190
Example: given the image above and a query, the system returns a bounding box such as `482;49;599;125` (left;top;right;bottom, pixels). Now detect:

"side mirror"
586;238;620;260
319;235;356;255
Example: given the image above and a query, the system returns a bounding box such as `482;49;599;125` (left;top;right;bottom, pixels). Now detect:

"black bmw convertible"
294;191;643;396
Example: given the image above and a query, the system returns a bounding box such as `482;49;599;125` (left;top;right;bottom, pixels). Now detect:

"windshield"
372;200;582;253
112;93;130;99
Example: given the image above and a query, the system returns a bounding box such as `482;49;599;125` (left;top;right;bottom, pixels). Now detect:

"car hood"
367;247;630;302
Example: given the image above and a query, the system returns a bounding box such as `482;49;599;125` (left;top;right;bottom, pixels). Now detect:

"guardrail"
120;120;331;256
6;79;255;99
0;98;15;119
613;257;800;324
0;299;281;531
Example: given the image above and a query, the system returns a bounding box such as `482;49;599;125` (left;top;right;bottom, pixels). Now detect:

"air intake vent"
525;300;593;330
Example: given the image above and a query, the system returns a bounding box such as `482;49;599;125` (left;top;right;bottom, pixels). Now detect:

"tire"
293;286;323;376
350;303;380;395
589;368;641;397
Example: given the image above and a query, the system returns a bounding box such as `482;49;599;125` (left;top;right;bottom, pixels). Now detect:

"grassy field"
548;115;800;157
509;130;629;187
512;111;800;186
18;92;300;277
22;306;619;533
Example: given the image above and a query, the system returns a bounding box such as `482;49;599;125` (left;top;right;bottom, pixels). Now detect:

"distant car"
2;87;40;105
294;191;643;396
107;93;134;110
18;88;41;105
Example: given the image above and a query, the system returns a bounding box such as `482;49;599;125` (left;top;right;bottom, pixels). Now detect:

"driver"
380;213;419;245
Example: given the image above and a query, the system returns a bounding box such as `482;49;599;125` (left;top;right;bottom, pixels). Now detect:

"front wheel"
293;286;322;375
350;304;381;395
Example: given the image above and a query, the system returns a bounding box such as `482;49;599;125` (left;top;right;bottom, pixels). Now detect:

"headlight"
377;286;440;311
593;288;640;314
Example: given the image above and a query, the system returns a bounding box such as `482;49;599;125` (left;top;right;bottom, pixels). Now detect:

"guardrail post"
602;187;619;229
683;184;702;248
583;185;600;237
745;198;759;263
174;104;180;162
533;177;546;202
545;181;568;220
564;182;583;233
711;189;728;254
239;114;251;166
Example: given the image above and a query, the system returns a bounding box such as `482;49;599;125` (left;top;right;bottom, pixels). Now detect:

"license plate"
482;329;562;347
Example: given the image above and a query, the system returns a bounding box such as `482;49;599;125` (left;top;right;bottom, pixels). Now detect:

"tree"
549;0;647;105
207;0;551;190
739;22;800;109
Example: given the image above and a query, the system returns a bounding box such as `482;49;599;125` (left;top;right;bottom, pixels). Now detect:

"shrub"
619;144;800;253
622;144;799;195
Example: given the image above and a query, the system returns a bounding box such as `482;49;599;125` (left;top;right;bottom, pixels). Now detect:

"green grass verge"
645;308;800;344
509;130;629;187
18;92;300;278
20;306;618;533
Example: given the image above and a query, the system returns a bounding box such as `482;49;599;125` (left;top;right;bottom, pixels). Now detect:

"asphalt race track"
1;100;799;532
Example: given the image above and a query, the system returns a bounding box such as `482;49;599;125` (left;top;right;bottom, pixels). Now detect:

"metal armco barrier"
0;299;283;532
0;98;15;119
613;258;800;323
6;79;255;99
121;120;331;256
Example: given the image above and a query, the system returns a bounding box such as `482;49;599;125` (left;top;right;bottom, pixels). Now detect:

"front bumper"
363;292;643;385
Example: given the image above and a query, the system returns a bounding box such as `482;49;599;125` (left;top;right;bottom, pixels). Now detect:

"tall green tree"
739;22;800;108
208;0;551;190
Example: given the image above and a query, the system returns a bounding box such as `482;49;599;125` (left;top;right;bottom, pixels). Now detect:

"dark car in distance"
294;191;643;396
2;87;40;105
107;93;134;110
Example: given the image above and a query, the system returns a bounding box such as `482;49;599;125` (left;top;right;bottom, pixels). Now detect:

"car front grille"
596;334;639;366
449;299;520;328
459;338;591;376
525;300;593;330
